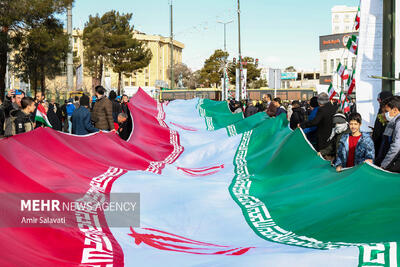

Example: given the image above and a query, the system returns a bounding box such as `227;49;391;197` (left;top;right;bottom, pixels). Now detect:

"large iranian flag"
0;88;399;267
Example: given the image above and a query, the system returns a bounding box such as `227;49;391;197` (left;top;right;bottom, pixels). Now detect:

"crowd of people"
0;85;131;141
229;92;400;173
1;86;399;173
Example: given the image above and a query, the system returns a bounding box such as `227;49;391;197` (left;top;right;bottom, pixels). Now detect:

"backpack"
4;116;17;137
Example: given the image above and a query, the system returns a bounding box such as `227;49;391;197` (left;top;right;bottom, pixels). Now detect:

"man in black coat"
372;91;393;159
244;101;259;118
290;100;305;130
300;93;337;152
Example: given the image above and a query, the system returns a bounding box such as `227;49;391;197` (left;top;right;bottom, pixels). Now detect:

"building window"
330;59;335;74
323;60;327;74
352;57;357;68
124;81;129;87
344;58;348;67
145;82;149;86
131;82;135;86
336;58;340;68
335;26;340;32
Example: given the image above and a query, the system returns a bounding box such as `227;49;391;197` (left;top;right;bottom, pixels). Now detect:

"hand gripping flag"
35;103;52;128
346;35;359;55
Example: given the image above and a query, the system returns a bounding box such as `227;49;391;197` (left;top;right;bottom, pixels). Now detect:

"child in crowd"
334;113;375;172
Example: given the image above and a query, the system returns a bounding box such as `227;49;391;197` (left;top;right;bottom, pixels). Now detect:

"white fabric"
108;99;359;266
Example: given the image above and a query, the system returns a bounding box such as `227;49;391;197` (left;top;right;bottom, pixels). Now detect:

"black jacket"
372;110;387;158
48;104;62;131
111;100;122;123
300;102;337;151
121;102;129;115
0;105;5;135
290;107;305;130
244;106;258;118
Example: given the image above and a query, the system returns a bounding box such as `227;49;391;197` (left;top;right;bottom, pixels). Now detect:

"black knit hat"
310;96;319;108
332;113;347;124
379;91;393;101
80;95;90;107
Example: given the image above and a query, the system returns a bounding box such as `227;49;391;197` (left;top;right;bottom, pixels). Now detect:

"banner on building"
75;65;83;90
235;68;247;100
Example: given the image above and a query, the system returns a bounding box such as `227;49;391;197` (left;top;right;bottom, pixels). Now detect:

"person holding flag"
299;93;337;152
334;113;375;172
35;102;53;128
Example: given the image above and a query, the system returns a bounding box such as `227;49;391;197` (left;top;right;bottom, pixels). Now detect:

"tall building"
319;6;359;88
8;29;184;99
331;6;359;34
72;29;184;93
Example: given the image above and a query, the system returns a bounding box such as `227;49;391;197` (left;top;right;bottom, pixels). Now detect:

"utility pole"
67;4;73;92
217;20;233;101
5;52;9;91
170;0;174;90
237;0;242;101
382;0;395;93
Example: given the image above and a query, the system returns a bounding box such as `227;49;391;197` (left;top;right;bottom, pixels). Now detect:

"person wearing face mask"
319;112;351;162
379;96;400;172
375;96;398;166
334;113;375;172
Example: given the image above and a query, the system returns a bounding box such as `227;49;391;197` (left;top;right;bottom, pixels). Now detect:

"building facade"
319;6;359;87
7;29;184;99
331;6;358;34
72;29;184;93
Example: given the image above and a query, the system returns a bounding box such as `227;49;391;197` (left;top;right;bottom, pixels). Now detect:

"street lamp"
169;0;174;90
237;0;242;101
217;20;233;52
217;20;233;101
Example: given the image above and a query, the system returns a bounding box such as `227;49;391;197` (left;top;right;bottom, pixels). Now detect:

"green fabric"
35;116;52;128
197;99;244;130
199;99;400;265
227;113;400;252
226;112;269;137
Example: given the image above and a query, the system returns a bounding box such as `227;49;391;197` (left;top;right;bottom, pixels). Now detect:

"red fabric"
0;88;183;267
114;122;119;131
346;134;362;167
